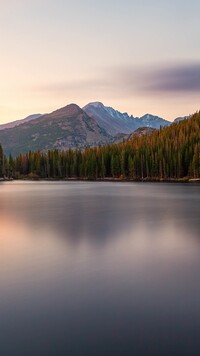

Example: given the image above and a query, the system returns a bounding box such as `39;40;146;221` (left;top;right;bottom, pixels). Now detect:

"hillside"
83;102;137;135
3;111;199;180
0;101;193;157
0;114;42;130
0;104;113;156
127;127;156;140
83;102;170;135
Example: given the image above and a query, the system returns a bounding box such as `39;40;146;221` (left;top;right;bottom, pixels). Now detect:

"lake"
0;181;200;356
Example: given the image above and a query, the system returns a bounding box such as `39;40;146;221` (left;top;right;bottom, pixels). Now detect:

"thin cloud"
29;62;200;98
146;63;200;92
110;62;200;94
30;78;114;93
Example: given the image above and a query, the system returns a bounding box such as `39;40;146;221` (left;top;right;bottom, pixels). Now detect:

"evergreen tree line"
0;112;199;180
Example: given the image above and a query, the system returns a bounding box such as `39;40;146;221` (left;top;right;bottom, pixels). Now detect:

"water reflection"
0;182;199;244
0;182;200;356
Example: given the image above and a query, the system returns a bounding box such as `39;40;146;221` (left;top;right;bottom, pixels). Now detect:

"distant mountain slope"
6;111;199;180
127;127;156;140
173;115;191;123
0;114;42;131
112;127;157;144
0;104;112;156
83;102;170;134
83;102;137;135
137;114;170;128
0;101;193;157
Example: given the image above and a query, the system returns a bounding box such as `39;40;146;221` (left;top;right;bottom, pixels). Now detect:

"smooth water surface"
0;182;200;356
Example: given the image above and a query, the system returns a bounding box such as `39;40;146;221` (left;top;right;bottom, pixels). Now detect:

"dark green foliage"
2;112;200;180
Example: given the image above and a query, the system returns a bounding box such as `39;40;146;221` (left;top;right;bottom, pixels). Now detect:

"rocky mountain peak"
83;102;105;110
46;104;83;119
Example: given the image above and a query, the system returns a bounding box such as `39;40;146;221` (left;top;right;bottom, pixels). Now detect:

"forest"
0;111;199;181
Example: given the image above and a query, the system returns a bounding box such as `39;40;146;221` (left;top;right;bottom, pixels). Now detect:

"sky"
0;0;200;123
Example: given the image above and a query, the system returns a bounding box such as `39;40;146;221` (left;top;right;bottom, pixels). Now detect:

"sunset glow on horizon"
1;0;200;123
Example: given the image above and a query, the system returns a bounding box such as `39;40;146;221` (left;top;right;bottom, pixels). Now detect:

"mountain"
83;102;170;135
112;127;157;144
0;101;189;157
127;127;156;140
173;115;191;123
137;114;170;128
0;114;42;131
0;104;113;156
83;102;137;135
4;111;199;180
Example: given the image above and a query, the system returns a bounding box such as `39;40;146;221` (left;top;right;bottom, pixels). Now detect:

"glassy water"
0;182;200;356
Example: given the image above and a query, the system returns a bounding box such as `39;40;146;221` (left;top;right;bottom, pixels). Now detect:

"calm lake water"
0;182;200;356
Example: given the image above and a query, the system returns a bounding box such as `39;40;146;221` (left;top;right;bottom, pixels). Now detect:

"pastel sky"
0;0;200;123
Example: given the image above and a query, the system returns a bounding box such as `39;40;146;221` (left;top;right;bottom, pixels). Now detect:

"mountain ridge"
0;101;190;130
0;114;42;131
83;102;171;135
0;104;113;156
0;101;194;156
2;111;199;181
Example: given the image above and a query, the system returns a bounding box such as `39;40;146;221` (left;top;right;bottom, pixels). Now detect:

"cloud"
145;63;200;92
30;62;200;99
29;76;122;99
110;62;200;94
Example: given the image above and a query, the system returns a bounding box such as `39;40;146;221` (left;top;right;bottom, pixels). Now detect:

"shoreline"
1;177;200;183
